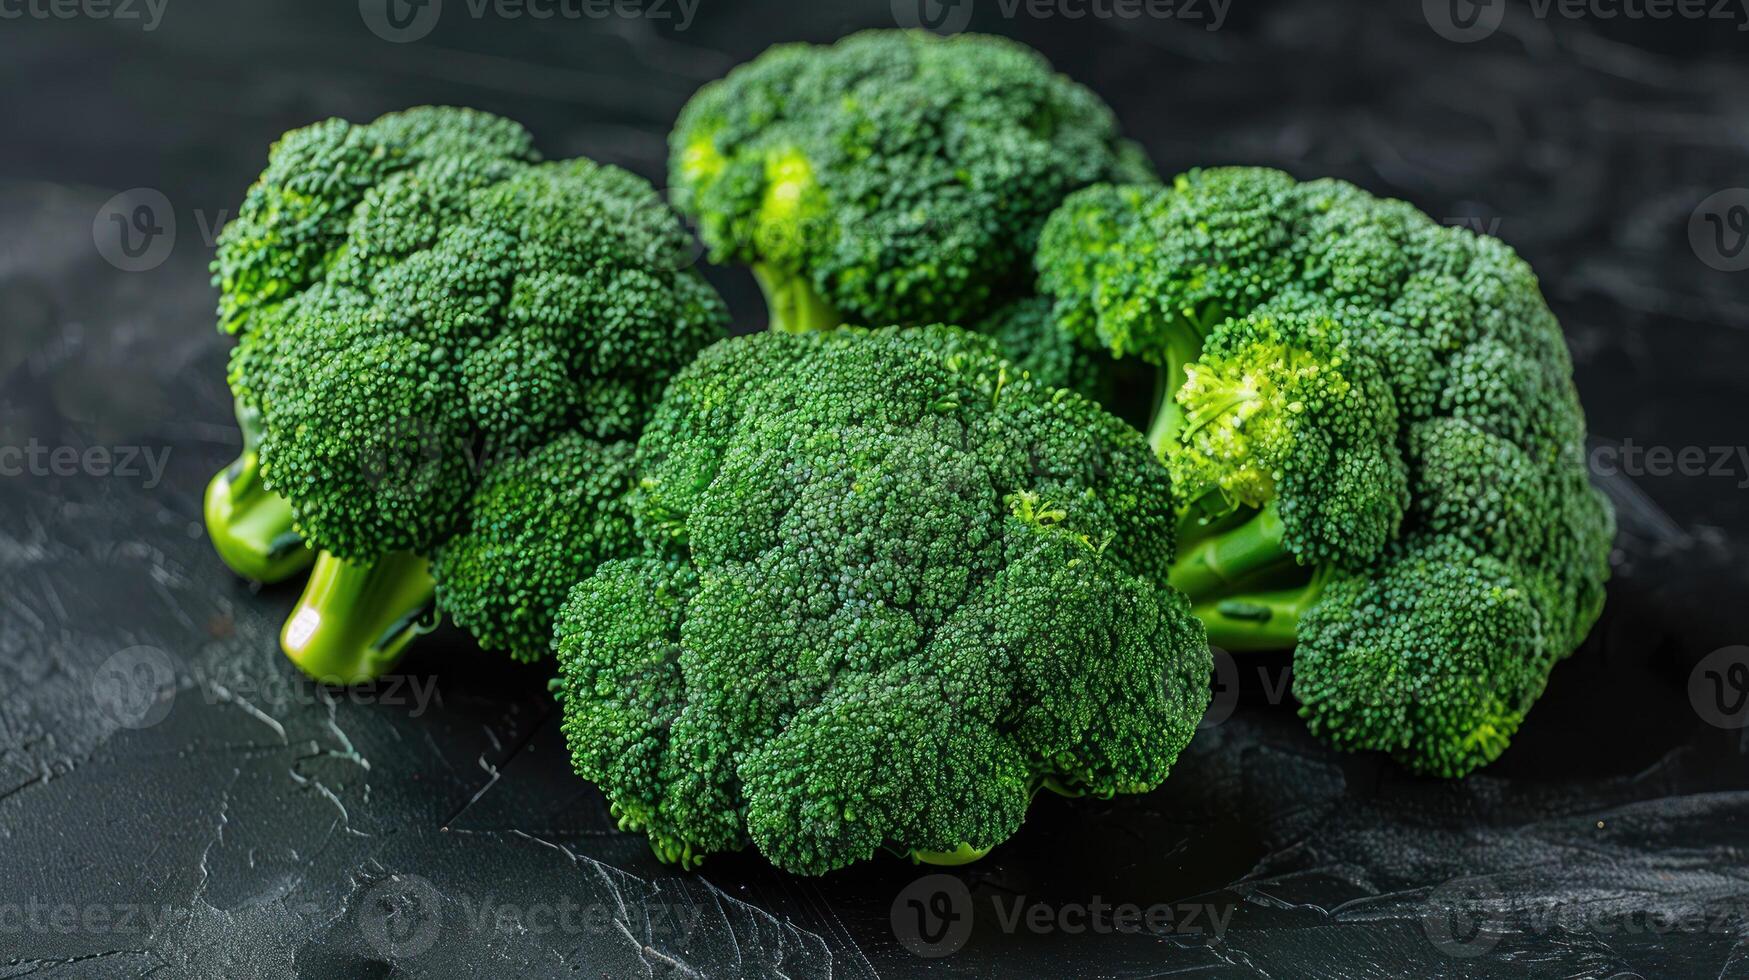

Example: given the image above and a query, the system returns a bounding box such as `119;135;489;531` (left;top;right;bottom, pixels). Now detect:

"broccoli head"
669;30;1153;334
208;106;727;682
553;327;1210;874
1036;166;1614;775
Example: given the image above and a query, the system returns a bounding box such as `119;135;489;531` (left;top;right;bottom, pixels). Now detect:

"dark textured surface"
3;1;1748;976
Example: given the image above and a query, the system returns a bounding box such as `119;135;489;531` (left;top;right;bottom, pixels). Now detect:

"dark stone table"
3;0;1746;976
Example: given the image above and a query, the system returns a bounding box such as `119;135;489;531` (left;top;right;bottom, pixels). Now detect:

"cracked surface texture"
2;0;1747;976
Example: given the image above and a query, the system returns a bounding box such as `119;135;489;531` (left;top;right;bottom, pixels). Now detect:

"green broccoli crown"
432;432;641;663
554;326;1209;874
1040;166;1613;775
220;108;729;562
669;30;1154;331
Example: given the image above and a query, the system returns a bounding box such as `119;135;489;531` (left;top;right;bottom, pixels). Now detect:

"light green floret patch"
750;147;835;333
1167;312;1410;593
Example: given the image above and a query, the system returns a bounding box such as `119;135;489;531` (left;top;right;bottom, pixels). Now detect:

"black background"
3;0;1748;976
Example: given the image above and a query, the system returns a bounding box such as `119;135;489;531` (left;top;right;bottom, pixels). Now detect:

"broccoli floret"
1036;166;1614;776
209;107;727;683
432;433;640;664
669;30;1153;334
1295;536;1546;777
1166;312;1409;594
553;327;1209;874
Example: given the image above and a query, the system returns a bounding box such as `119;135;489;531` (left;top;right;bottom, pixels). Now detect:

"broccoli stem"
204;401;314;584
1146;364;1185;458
752;264;842;334
911;843;994;866
1144;308;1225;458
1168;502;1297;601
1192;577;1326;651
279;550;439;684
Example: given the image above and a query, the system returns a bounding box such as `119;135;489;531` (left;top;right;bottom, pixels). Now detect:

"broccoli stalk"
1169;503;1331;653
1141;303;1227;456
751;264;841;335
1189;577;1330;652
1168;502;1292;598
910;843;994;866
203;402;313;584
280;550;439;684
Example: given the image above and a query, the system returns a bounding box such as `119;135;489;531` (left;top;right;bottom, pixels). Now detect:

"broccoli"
207;107;728;682
552;326;1210;874
205;106;538;585
668;30;1154;335
1036;167;1614;776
